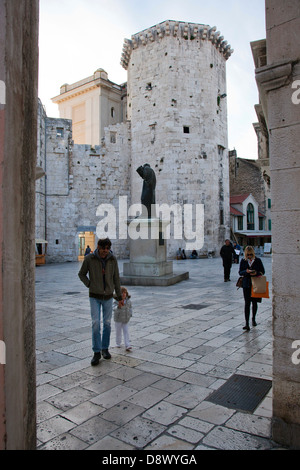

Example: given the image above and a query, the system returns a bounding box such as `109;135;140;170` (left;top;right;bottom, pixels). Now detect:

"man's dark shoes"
91;352;101;366
102;349;111;359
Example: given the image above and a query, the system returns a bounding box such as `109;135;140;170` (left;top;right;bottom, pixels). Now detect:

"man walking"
78;238;123;365
220;239;235;282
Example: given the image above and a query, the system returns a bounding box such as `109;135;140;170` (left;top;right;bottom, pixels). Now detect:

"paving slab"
35;256;286;450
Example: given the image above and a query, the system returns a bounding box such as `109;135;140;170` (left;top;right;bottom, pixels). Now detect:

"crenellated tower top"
120;20;233;69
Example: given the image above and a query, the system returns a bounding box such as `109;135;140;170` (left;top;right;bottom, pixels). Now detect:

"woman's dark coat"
239;257;265;289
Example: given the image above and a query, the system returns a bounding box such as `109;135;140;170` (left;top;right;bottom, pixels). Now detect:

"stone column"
0;0;39;449
256;0;300;448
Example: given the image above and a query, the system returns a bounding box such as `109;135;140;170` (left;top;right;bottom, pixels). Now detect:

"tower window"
110;132;116;143
183;126;190;134
220;209;224;225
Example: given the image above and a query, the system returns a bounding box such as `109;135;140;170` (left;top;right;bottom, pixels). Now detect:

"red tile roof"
230;194;250;204
230;206;244;216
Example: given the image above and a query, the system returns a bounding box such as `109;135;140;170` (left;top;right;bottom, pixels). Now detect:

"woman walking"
239;246;265;331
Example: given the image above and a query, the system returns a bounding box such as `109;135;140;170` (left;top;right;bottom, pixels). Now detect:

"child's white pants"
115;322;130;348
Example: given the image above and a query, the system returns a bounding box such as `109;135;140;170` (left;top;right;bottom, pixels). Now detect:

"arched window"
247;203;255;230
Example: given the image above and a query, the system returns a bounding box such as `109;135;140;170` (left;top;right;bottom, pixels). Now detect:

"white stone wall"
256;0;300;447
52;69;126;146
41;116;131;263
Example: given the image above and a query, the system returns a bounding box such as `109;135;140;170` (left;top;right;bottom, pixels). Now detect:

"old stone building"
36;99;131;262
38;20;233;263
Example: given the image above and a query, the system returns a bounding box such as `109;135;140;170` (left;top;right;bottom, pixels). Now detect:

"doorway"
78;231;95;261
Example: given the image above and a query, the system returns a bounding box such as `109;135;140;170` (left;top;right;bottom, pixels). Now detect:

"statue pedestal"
121;218;189;286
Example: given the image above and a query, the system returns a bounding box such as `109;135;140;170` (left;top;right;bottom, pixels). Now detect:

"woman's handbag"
236;277;243;289
251;275;267;294
251;282;269;299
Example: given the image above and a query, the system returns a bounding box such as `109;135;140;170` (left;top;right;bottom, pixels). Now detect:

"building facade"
52;68;127;146
230;193;271;250
229;149;272;249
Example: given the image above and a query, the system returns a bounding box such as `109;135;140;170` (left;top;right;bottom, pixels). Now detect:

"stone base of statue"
121;218;189;286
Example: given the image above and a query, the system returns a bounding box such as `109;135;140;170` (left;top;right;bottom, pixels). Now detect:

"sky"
39;0;266;160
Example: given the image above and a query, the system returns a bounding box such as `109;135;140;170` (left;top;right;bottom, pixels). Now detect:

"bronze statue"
136;163;156;218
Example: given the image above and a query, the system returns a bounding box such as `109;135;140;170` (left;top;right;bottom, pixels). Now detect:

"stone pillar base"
120;218;189;286
123;260;173;277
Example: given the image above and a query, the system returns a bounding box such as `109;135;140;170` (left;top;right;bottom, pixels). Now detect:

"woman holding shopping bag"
239;246;265;331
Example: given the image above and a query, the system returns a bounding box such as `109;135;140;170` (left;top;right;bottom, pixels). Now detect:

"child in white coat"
114;287;132;351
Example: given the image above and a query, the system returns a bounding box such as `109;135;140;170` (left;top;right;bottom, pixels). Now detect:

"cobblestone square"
36;256;281;450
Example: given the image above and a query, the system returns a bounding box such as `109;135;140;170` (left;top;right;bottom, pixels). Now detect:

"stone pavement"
35;256;283;450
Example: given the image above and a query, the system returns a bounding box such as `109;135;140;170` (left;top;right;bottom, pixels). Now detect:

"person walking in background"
233;241;241;264
84;245;91;256
114;287;132;351
239;245;265;331
78;237;123;365
220;239;235;282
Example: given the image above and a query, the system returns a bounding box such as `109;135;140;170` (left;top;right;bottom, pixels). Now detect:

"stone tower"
121;20;233;254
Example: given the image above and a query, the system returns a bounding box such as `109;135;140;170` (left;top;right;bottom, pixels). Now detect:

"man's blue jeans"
89;297;113;352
